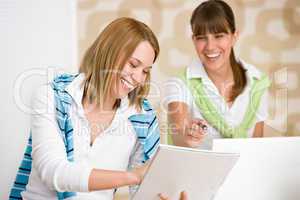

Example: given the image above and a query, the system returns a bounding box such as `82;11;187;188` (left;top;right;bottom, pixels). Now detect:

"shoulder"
163;76;194;107
165;76;187;88
239;60;271;89
240;60;265;79
31;73;77;111
33;83;54;100
140;99;154;113
51;73;78;91
31;83;55;113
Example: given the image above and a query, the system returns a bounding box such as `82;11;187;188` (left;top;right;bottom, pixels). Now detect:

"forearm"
168;102;197;147
35;153;139;192
170;124;200;148
172;131;201;148
168;115;191;147
171;128;190;147
88;169;139;191
252;122;264;137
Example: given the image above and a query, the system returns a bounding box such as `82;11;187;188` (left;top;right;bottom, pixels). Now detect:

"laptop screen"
213;137;300;200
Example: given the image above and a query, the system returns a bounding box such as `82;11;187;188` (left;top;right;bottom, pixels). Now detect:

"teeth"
121;78;134;89
206;53;220;58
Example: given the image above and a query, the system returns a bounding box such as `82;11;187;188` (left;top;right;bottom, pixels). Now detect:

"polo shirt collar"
186;58;262;84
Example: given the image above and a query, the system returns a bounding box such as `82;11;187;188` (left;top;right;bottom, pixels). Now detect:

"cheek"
137;74;148;88
221;39;234;52
121;64;131;75
194;42;205;54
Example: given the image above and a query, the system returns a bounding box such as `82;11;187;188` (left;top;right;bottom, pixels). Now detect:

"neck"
102;97;117;111
205;62;234;84
83;96;117;113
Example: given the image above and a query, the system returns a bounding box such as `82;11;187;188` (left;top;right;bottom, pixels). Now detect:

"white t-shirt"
21;74;143;200
163;59;269;150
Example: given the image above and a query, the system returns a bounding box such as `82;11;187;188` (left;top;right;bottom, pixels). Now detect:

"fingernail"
158;193;167;198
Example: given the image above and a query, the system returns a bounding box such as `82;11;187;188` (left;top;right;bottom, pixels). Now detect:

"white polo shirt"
22;74;143;200
164;59;268;149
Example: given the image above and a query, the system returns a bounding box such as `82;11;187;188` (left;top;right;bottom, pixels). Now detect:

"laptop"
213;137;300;200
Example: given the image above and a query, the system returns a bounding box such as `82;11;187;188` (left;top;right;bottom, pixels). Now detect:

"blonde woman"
10;17;161;200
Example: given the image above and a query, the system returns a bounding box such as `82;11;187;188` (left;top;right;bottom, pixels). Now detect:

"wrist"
126;171;140;185
184;136;202;148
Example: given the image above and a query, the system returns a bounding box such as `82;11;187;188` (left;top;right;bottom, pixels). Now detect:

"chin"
203;60;225;71
117;89;133;99
118;93;128;99
202;62;216;70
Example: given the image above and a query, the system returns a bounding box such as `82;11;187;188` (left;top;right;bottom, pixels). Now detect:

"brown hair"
190;0;246;101
80;17;159;109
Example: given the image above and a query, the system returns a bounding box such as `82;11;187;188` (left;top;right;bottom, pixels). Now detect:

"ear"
232;30;239;45
192;34;197;45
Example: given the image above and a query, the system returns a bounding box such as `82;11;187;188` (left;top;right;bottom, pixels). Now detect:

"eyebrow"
130;57;153;68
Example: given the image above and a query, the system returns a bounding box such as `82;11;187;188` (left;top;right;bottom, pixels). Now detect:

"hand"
185;118;208;147
158;191;188;200
130;163;150;185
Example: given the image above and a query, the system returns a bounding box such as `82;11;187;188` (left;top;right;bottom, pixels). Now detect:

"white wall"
0;0;77;199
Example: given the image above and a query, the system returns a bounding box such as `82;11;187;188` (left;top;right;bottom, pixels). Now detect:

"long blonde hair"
80;17;159;109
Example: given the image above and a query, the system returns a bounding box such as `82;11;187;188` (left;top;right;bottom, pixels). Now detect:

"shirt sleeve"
30;84;92;192
162;77;193;108
127;141;144;197
255;89;269;122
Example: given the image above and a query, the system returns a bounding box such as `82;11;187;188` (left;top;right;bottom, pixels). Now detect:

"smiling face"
192;31;238;73
111;41;155;99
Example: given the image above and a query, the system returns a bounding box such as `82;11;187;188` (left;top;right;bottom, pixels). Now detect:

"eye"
143;69;151;74
129;62;138;68
195;35;206;41
215;33;226;39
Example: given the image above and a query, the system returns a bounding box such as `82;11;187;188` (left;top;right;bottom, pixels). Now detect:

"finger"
180;191;188;200
187;126;207;139
191;119;208;131
190;123;200;132
192;118;208;127
158;193;169;200
191;118;206;124
187;131;203;140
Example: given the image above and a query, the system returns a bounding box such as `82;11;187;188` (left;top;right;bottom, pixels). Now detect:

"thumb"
192;118;207;125
180;191;188;200
158;193;169;200
191;118;208;129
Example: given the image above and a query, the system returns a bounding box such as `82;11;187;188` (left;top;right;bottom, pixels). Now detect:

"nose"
205;36;216;51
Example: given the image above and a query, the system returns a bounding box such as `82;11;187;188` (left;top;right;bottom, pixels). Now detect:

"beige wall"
77;0;300;140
